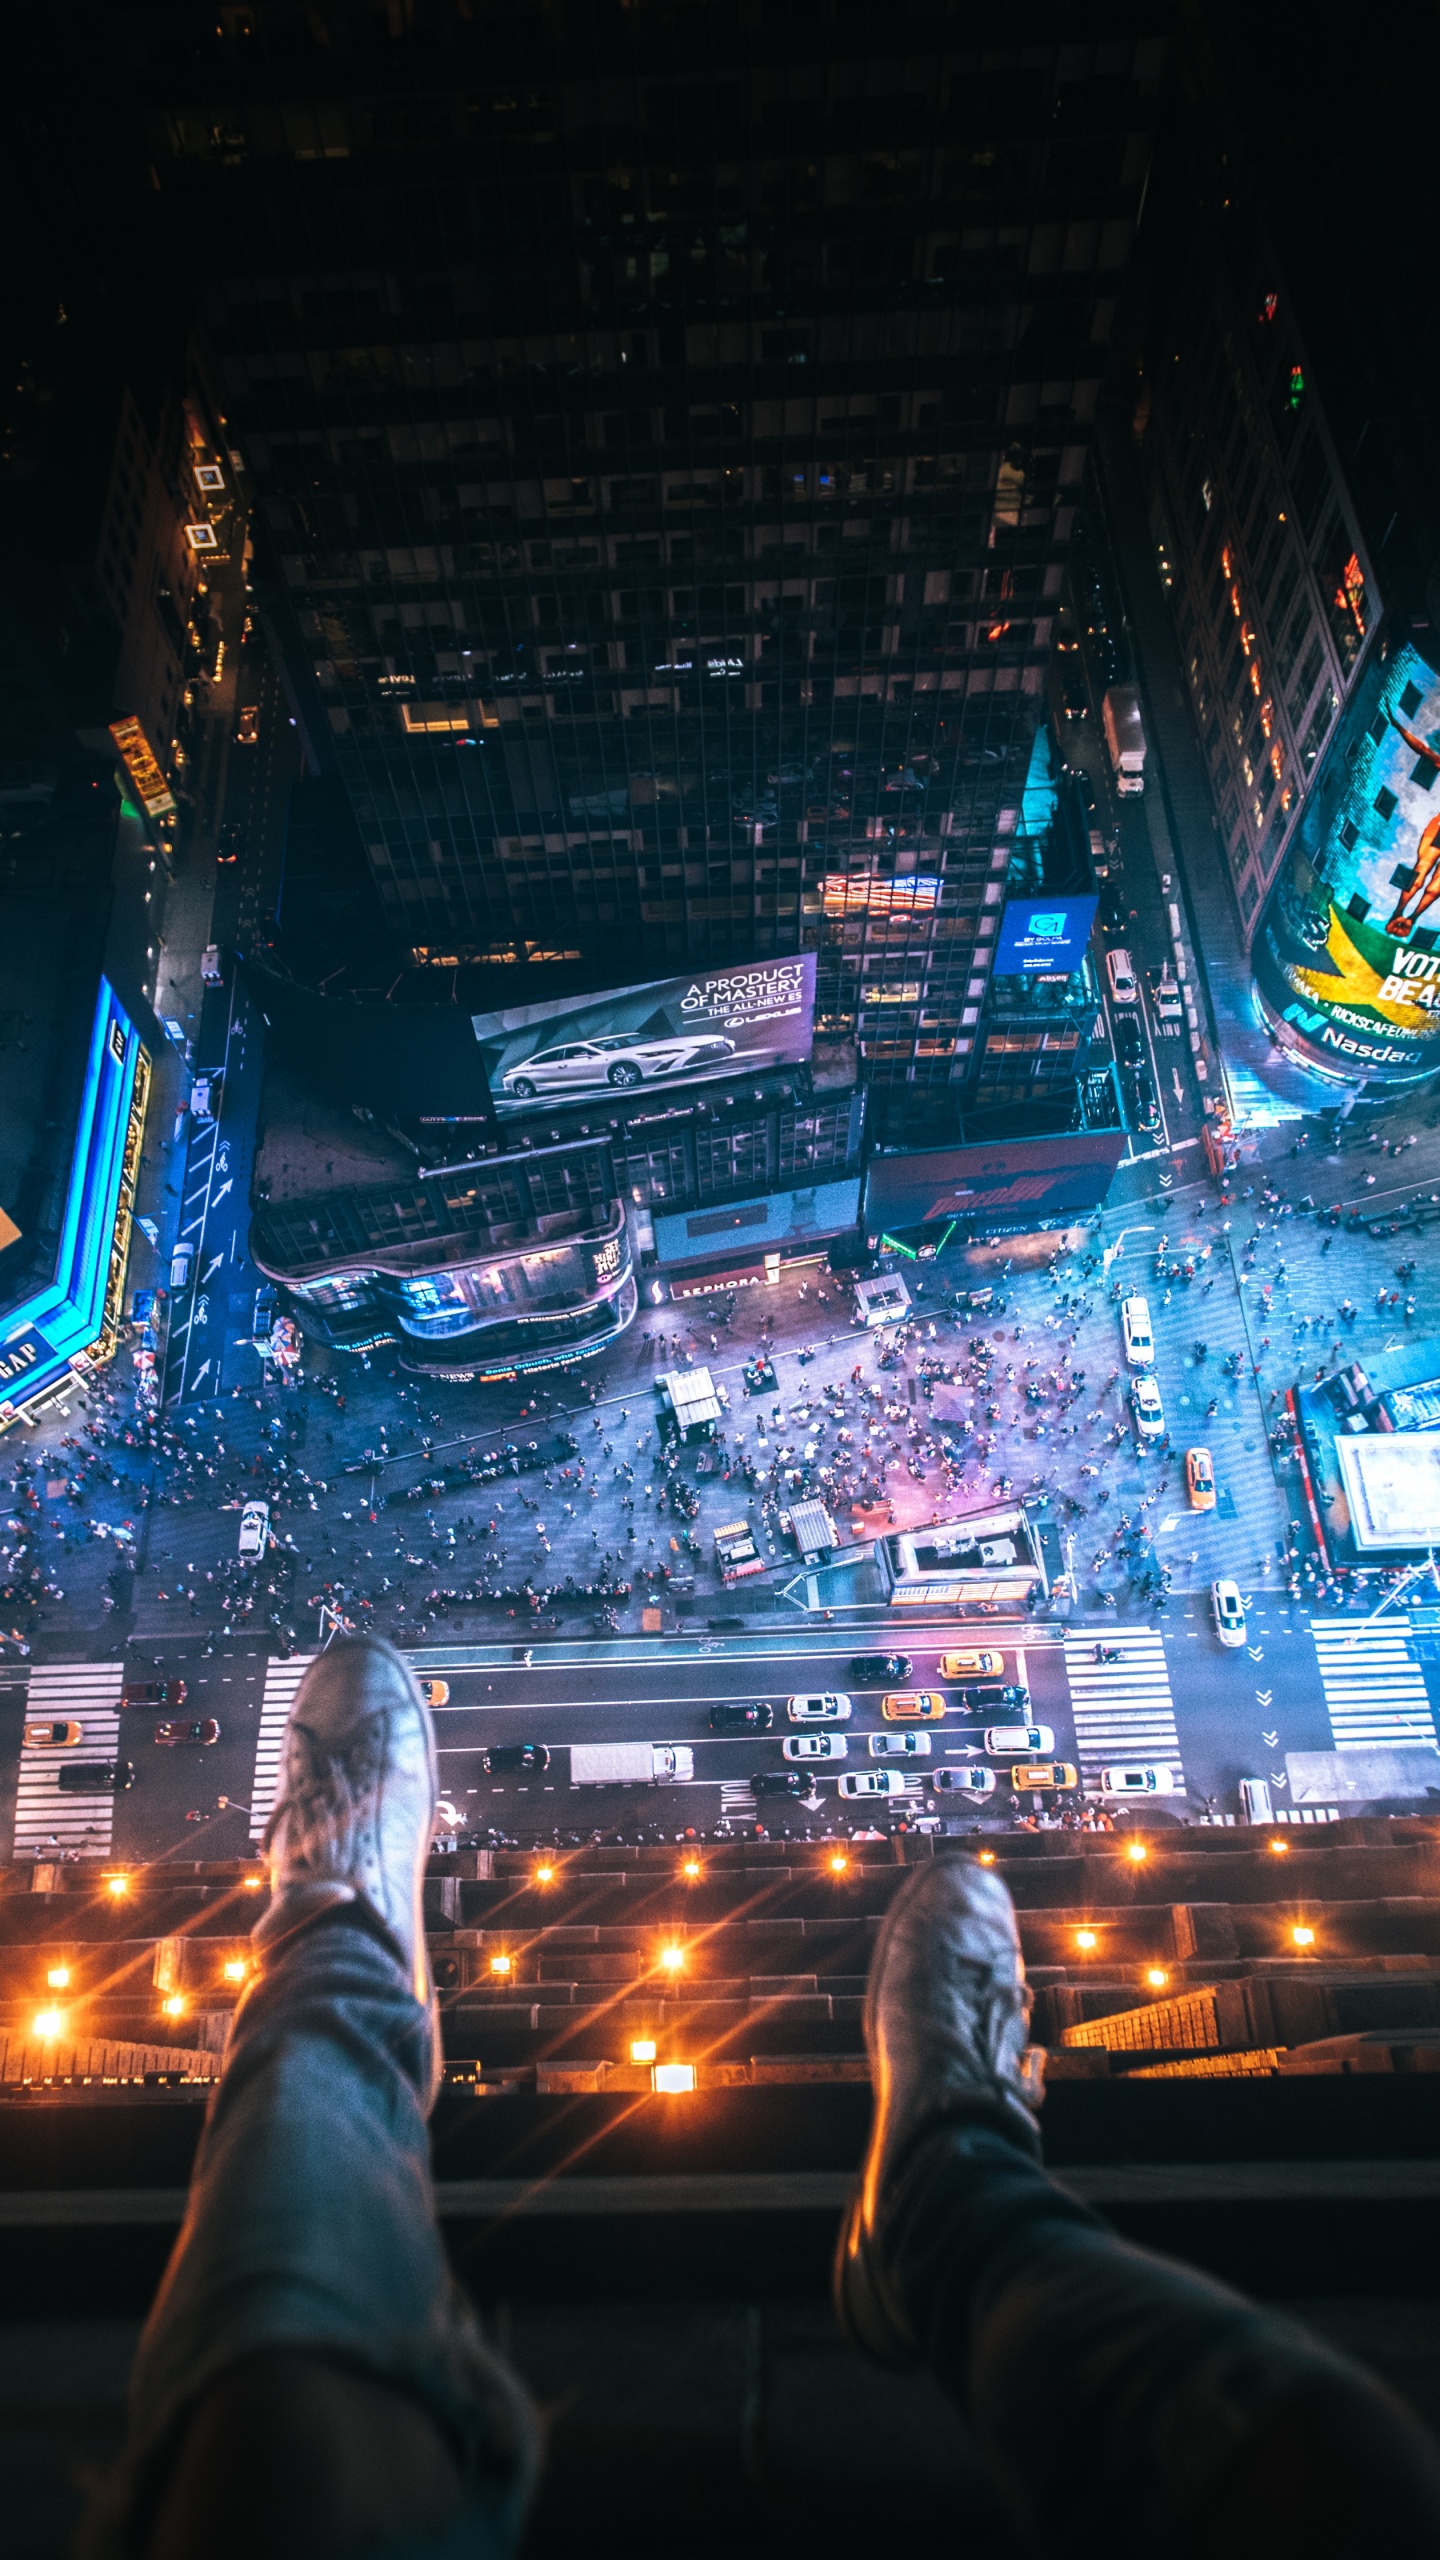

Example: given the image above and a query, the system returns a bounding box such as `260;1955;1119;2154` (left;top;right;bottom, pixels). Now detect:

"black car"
752;1768;807;1796
955;1683;1030;1712
709;1703;774;1734
851;1654;912;1685
57;1761;136;1794
1114;1015;1143;1065
483;1742;551;1776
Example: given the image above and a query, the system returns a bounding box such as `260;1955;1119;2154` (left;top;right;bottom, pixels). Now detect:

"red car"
155;1718;220;1747
123;1679;187;1711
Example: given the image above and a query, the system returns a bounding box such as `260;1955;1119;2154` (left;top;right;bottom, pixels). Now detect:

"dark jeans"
80;1912;1440;2559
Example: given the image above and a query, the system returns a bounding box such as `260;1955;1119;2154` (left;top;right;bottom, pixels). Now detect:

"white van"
1121;1295;1154;1367
1106;947;1139;1005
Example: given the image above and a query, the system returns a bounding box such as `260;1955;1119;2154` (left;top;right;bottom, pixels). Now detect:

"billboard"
109;717;176;820
865;1129;1125;1232
1252;644;1440;1086
472;955;815;1119
993;895;1098;978
653;1175;861;1267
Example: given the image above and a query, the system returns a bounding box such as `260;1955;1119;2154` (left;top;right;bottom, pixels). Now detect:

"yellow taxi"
1185;1447;1216;1511
419;1679;451;1707
1011;1759;1079;1792
938;1650;1004;1680
881;1691;947;1724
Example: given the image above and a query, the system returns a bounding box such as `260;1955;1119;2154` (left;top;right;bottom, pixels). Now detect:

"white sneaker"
257;1635;437;2011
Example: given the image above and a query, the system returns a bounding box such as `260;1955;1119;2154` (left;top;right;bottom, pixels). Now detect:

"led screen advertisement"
472;955;816;1118
1253;644;1440;1086
993;895;1098;978
865;1129;1126;1233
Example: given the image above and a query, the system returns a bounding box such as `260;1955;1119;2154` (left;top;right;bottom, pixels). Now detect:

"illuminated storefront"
1253;644;1440;1087
0;981;150;1428
253;1182;635;1382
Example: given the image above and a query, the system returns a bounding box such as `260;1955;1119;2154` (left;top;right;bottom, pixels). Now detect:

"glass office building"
133;0;1160;1092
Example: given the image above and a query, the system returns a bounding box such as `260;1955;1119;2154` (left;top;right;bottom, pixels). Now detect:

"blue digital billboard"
0;980;149;1423
993;895;1098;978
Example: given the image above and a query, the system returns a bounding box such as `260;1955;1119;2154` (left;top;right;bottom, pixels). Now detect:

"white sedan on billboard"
500;1030;735;1100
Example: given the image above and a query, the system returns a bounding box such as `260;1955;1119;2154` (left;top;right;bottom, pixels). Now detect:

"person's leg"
836;1857;1440;2558
78;1638;537;2560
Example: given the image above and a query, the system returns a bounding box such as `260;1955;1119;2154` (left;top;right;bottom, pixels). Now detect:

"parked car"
1114;1013;1144;1065
236;703;260;743
837;1769;909;1799
984;1724;1055;1757
500;1030;735;1101
169;1245;194;1291
1212;1578;1247;1648
1011;1761;1079;1793
1106;946;1139;1004
868;1731;932;1759
1098;1765;1181;1797
851;1653;912;1684
1185;1447;1216;1511
201;944;225;985
155;1719;220;1747
57;1762;135;1794
483;1742;551;1775
238;1500;270;1559
418;1679;450;1708
1121;1295;1155;1368
1132;1374;1165;1440
752;1768;808;1797
252;1285;278;1338
122;1679;187;1710
190;1071;222;1122
23;1720;82;1748
709;1702;773;1733
938;1650;1004;1680
787;1692;852;1723
881;1691;945;1723
955;1682;1028;1713
782;1734;847;1762
933;1766;997;1796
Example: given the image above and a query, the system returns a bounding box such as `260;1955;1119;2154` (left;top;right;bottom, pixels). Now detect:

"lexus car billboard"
865;1130;1126;1232
1253;644;1440;1087
993;894;1098;977
471;955;816;1118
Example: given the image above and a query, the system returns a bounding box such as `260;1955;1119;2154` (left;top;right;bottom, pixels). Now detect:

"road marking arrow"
1159;1173;1173;1189
1262;1730;1279;1747
1255;1688;1273;1706
1172;1068;1184;1105
1247;1644;1264;1660
1270;1770;1289;1789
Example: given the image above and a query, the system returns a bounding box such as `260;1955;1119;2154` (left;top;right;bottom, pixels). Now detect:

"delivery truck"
568;1742;695;1785
1102;686;1147;796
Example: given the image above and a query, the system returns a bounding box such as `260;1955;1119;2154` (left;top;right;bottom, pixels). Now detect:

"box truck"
1102;686;1147;796
568;1742;695;1785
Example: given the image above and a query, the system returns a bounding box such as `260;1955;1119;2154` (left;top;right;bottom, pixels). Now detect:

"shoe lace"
263;1716;385;1877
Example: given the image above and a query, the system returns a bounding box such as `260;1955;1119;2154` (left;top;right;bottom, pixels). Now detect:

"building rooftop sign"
108;718;176;821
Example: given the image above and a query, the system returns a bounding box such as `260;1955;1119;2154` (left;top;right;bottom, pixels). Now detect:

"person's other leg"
79;1638;537;2560
836;1857;1440;2558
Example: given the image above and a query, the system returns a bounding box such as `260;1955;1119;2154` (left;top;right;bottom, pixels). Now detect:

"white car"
787;1692;852;1723
1106;946;1139;1005
933;1766;997;1796
782;1733;847;1762
837;1768;908;1798
1212;1578;1246;1648
983;1724;1055;1757
238;1500;270;1560
499;1030;735;1101
1132;1374;1165;1440
869;1731;933;1759
1121;1295;1154;1368
1098;1764;1181;1797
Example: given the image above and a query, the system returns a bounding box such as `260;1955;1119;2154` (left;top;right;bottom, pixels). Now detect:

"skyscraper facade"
132;0;1160;1092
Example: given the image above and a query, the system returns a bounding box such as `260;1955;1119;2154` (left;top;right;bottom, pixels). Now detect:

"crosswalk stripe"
1061;1631;1185;1784
248;1654;317;1841
14;1663;125;1857
1310;1620;1438;1751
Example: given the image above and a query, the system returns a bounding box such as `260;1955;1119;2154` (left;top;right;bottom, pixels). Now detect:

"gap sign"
993;894;1097;977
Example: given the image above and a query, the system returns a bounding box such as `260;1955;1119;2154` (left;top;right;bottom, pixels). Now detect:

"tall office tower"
131;1;1159;1092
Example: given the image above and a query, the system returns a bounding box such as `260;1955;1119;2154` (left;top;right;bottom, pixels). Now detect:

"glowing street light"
630;2038;657;2065
32;2009;65;2040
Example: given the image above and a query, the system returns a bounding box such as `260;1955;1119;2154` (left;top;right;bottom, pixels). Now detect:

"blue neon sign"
993;894;1098;977
0;979;148;1418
